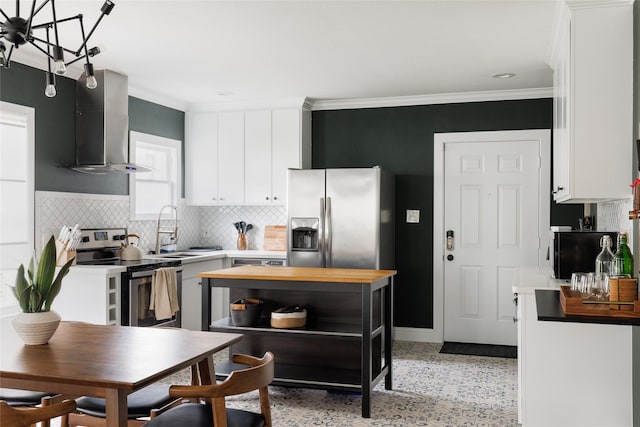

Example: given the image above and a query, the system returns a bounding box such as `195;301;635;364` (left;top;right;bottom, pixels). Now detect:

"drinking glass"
570;272;587;297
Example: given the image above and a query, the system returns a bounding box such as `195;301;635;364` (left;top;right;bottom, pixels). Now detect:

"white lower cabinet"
54;267;123;325
518;292;635;426
181;258;226;330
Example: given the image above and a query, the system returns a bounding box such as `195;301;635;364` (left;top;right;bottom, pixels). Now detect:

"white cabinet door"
181;258;225;330
186;112;219;205
245;110;273;204
551;3;633;203
218;111;245;204
272;109;301;205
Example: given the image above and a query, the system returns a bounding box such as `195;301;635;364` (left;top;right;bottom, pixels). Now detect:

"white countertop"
67;250;286;271
512;265;566;294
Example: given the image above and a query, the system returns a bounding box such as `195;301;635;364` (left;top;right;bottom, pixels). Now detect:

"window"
129;131;182;220
0;102;35;316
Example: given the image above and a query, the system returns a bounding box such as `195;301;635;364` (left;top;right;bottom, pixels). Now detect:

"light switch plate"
406;209;420;223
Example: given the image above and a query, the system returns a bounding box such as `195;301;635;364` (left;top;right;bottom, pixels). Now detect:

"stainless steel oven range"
75;228;183;328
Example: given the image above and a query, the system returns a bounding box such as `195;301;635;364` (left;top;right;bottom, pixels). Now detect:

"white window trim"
0;101;35;318
129;131;183;221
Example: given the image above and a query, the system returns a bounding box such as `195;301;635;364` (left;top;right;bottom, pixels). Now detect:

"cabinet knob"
273;196;278;200
552;186;564;195
265;196;270;200
212;197;217;201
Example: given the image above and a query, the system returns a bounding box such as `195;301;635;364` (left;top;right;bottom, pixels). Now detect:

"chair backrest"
0;399;76;427
169;352;275;427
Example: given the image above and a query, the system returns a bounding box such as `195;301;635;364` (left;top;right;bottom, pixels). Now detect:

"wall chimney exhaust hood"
72;69;150;173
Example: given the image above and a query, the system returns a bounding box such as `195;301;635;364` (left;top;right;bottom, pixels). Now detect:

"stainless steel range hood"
72;69;149;173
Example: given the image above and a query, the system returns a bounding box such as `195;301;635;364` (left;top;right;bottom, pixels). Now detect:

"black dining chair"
143;352;274;427
0;388;65;427
0;398;76;427
67;383;182;427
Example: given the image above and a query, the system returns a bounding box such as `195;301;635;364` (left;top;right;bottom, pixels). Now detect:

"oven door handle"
130;267;183;279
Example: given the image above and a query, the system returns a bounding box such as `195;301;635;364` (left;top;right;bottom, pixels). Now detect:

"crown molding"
310;88;553;111
187;96;310;113
127;86;187;112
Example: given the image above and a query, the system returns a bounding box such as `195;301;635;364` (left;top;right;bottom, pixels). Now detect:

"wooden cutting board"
263;225;287;251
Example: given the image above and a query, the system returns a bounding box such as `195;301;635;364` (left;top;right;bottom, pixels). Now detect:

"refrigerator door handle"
320;197;326;267
325;196;332;268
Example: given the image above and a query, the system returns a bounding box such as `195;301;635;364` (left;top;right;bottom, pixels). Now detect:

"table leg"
197;356;216;385
104;388;128;427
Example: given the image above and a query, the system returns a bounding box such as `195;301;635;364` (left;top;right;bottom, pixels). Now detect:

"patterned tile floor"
158;341;519;427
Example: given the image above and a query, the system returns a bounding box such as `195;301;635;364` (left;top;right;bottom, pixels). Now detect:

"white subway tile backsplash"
35;191;286;253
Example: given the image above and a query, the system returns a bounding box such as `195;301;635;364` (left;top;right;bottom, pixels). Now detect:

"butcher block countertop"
198;265;397;283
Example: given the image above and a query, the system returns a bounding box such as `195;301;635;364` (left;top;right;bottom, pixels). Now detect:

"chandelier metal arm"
30;13;81;30
30;34;76;56
0;9;12;24
23;0;37;42
75;1;113;56
65;48;99;67
27;37;53;59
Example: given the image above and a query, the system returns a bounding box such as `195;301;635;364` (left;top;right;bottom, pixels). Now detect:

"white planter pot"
12;311;61;345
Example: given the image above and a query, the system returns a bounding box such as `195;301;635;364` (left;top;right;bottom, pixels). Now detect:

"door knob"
447;254;454;261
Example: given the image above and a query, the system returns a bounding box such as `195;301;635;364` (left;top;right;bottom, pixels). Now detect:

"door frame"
433;129;551;342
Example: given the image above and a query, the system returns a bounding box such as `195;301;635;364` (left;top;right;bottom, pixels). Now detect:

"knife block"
55;239;77;266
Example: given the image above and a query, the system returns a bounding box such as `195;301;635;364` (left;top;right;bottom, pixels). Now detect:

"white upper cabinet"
245;110;273;204
550;1;633;203
186;104;311;206
218;111;245;204
185;112;218;205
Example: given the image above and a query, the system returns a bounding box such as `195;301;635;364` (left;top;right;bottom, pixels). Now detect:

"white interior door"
436;130;549;346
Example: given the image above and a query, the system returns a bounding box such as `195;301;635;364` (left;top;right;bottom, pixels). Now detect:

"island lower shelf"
209;316;387;339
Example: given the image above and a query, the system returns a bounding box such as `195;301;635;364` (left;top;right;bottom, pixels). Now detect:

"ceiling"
2;0;558;110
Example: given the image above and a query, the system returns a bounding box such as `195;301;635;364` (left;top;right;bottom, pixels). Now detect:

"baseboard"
394;327;441;343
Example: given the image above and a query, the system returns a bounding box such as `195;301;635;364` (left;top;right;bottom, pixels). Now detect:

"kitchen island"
199;265;397;418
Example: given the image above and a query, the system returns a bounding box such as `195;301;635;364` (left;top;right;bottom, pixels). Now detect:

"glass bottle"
595;235;614;276
612;232;634;277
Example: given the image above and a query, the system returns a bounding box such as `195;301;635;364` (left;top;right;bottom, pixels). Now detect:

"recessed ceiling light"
492;73;516;79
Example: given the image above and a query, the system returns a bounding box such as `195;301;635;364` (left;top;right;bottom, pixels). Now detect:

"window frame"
128;131;182;221
0;101;35;317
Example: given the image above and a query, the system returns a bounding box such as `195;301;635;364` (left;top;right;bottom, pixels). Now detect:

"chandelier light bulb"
52;47;66;75
45;84;57;97
53;59;67;75
84;63;98;89
45;72;57;97
86;74;98;89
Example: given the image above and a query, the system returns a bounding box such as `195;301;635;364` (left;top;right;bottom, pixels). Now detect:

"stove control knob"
82;236;90;243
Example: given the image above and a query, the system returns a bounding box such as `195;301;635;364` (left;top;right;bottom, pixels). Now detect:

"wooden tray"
559;286;640;318
263;225;286;251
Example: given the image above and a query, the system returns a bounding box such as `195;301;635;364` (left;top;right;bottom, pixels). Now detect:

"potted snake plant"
10;235;75;345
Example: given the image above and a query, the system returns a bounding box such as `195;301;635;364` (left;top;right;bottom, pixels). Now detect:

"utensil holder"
237;232;247;250
609;277;637;311
55;239;77;266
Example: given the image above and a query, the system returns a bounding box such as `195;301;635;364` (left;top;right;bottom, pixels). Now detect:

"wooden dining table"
0;320;243;427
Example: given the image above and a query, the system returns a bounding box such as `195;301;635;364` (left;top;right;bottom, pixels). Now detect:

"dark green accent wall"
0;62;184;196
312;99;583;328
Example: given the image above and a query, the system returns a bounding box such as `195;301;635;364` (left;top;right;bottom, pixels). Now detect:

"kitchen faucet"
155;205;178;254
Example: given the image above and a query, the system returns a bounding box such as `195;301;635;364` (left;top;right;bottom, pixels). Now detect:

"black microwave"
550;231;618;279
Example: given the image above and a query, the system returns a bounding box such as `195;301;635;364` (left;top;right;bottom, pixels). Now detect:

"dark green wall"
312;99;583;328
0;62;184;196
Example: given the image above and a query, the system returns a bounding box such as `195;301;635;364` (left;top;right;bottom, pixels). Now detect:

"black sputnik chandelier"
0;0;114;97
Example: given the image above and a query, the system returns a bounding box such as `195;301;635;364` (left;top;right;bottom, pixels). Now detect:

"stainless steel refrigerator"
287;167;395;269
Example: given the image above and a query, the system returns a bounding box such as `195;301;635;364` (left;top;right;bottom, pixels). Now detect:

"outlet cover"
406;209;420;223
